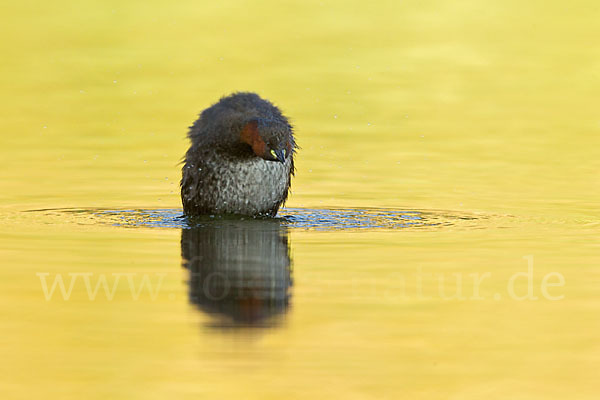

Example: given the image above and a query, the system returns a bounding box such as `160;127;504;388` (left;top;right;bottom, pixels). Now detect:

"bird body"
181;92;296;216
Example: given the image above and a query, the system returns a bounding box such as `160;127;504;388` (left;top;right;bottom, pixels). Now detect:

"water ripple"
30;207;490;231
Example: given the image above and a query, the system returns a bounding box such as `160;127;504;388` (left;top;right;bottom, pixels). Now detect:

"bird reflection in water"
181;218;292;328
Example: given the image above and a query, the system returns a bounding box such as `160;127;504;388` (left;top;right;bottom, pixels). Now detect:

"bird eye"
270;149;277;158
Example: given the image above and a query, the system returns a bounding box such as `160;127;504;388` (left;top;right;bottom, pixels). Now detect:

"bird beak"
273;149;286;163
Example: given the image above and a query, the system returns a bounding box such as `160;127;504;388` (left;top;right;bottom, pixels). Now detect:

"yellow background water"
1;0;599;399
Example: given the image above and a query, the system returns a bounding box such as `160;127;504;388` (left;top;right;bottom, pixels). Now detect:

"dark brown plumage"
181;92;296;216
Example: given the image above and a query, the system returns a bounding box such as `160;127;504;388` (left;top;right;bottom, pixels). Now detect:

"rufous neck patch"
241;120;267;157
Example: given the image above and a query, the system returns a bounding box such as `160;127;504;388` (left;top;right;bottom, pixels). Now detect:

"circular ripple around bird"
29;207;492;231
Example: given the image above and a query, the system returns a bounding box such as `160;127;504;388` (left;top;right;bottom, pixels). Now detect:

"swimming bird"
181;92;296;216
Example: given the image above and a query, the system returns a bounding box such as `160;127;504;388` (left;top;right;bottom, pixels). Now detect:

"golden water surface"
1;0;599;399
